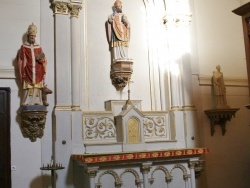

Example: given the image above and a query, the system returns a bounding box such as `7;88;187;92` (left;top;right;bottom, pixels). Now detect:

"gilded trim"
72;148;209;164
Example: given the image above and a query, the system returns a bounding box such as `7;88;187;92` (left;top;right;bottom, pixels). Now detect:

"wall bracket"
204;108;239;136
110;60;133;90
20;105;48;142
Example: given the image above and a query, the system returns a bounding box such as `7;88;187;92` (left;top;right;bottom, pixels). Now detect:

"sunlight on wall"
164;0;192;75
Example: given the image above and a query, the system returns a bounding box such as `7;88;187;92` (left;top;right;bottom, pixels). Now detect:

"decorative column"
181;55;199;148
86;167;98;188
183;173;191;188
170;71;181;110
68;4;82;110
181;54;195;109
169;69;186;147
52;1;71;109
51;2;73;188
141;163;152;188
166;176;172;188
188;162;196;188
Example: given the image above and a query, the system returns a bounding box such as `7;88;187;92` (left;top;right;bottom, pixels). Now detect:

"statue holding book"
18;23;51;106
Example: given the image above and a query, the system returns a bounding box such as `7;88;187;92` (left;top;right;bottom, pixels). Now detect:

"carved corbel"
20;106;48;142
110;60;133;90
204;108;239;136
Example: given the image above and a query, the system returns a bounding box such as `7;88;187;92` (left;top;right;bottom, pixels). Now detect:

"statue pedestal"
20;105;47;142
110;60;133;90
204;108;239;136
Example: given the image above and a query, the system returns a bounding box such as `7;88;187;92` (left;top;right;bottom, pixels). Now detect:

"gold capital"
68;4;82;18
52;1;69;15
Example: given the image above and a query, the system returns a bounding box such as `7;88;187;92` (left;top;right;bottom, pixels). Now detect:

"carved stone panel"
83;113;116;142
143;112;169;142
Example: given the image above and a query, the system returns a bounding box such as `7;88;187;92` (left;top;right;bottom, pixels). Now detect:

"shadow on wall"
30;174;51;188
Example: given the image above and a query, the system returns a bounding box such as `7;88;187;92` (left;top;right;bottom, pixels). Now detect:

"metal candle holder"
40;161;65;188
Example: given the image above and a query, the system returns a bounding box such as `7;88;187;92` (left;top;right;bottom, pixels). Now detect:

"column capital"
183;174;191;181
68;4;82;18
141;163;152;174
189;161;197;169
86;167;99;178
189;160;206;178
52;1;70;15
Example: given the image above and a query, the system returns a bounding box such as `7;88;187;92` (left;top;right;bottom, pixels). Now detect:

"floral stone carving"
110;60;133;90
20;105;47;142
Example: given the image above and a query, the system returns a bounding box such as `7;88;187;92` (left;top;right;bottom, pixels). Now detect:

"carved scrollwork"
143;116;166;138
20;110;47;142
84;117;116;139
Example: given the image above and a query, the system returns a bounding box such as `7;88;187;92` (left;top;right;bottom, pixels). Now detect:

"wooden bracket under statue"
204;108;239;136
110;60;133;90
20;105;48;142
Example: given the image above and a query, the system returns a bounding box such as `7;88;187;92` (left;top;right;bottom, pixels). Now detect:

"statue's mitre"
28;23;37;35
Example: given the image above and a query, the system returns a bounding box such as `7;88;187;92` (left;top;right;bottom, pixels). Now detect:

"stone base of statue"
110;59;133;90
20;105;48;142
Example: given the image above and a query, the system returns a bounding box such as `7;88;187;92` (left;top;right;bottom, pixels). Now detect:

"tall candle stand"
40;160;65;188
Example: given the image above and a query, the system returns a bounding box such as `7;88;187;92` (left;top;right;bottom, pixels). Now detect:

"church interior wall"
193;0;247;77
0;0;250;187
85;0;156;111
193;0;250;187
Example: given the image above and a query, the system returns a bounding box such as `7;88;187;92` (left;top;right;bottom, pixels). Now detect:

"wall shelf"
204;108;239;136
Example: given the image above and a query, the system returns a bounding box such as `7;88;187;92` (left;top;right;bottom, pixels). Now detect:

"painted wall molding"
196;75;248;87
0;68;15;79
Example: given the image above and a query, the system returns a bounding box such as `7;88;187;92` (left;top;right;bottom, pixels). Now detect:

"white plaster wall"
0;0;55;187
0;0;40;69
0;79;44;188
84;0;151;111
199;85;250;188
40;0;55;187
193;0;247;77
192;0;250;187
240;0;250;5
